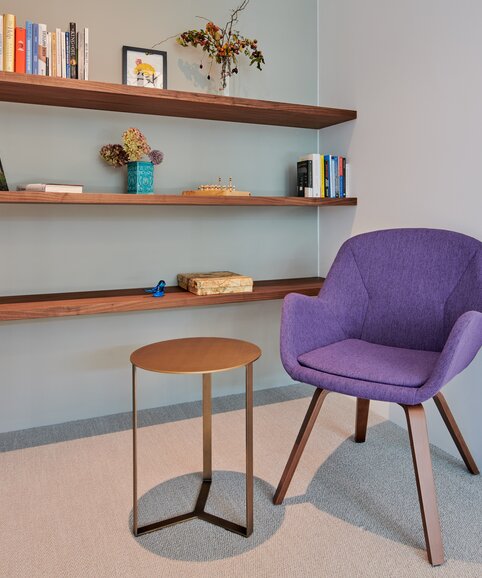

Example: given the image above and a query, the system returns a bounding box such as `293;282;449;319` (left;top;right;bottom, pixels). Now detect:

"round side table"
130;337;261;538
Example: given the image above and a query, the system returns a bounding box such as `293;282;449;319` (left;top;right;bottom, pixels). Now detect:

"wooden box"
177;271;253;296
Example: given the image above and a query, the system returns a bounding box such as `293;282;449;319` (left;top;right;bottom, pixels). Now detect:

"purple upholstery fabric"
298;339;439;388
280;229;482;405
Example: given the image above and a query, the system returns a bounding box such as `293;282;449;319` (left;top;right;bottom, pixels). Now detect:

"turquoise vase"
127;161;154;194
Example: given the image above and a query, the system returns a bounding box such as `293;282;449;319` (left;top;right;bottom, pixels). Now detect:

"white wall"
0;0;320;432
318;0;482;463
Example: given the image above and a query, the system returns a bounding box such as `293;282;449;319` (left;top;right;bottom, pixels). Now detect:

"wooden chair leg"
403;404;444;566
354;398;370;443
433;392;479;475
273;388;329;505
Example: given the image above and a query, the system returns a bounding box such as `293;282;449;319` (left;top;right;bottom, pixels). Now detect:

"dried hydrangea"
148;149;164;165
122;128;151;162
99;144;129;167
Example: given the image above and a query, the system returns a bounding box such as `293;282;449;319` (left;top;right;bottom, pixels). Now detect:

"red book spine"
15;27;27;73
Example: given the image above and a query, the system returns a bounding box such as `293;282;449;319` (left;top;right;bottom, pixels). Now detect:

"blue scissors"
145;279;166;297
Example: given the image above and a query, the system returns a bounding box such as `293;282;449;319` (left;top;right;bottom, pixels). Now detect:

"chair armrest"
417;310;482;401
280;292;346;376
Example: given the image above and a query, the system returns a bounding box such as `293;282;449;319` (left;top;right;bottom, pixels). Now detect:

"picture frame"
122;46;167;89
0;156;8;191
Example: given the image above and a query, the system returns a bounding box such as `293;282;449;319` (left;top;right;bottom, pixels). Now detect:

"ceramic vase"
127;161;154;194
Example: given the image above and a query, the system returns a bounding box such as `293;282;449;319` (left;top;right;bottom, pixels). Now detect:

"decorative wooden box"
177;271;253;295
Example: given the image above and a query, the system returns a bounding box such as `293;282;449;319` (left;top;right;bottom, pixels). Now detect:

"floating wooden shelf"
0;72;357;129
0;277;324;321
0;191;357;206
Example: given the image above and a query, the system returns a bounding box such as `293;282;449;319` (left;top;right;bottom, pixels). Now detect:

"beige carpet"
1;393;481;578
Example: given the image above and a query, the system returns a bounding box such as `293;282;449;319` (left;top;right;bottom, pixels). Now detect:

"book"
3;14;16;72
55;29;61;77
334;156;340;198
46;32;51;76
51;31;57;77
323;155;330;197
340;157;346;198
25;21;33;74
65;32;70;78
299;154;321;197
32;23;39;74
0;15;4;72
320;154;325;197
77;29;84;80
61;31;66;77
15;27;26;73
345;161;351;197
178;271;253;296
21;183;83;193
297;159;312;197
38;23;47;75
69;22;77;78
84;28;89;80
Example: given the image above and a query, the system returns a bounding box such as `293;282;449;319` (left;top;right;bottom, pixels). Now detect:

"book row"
297;154;349;198
0;14;88;79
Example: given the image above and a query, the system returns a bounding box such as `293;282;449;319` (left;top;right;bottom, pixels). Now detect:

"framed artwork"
0;156;8;191
122;46;167;89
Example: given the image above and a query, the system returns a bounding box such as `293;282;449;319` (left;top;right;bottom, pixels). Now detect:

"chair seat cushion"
298;339;440;388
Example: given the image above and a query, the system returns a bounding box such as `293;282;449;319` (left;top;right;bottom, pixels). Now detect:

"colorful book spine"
323;156;329;198
84;28;89;80
0;15;4;72
38;23;47;75
32;23;39;74
3;14;16;72
25;21;33;74
340;157;346;197
65;32;70;78
320;155;325;197
69;22;77;78
14;27;26;73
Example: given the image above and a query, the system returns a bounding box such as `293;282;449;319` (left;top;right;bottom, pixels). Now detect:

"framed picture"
122;46;167;89
0;156;8;191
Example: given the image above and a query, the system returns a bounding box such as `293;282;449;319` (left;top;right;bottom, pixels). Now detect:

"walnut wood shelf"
0;191;357;206
0;277;324;321
0;72;357;129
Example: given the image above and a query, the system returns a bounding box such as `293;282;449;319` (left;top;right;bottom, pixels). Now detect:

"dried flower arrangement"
100;128;164;168
154;0;264;91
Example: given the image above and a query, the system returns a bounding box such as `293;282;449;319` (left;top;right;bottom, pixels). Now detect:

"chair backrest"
322;229;481;351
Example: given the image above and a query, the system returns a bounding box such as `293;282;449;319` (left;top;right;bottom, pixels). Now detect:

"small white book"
56;28;62;77
61;31;66;77
22;183;84;193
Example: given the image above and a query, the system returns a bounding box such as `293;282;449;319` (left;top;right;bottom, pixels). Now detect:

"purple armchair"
274;228;481;566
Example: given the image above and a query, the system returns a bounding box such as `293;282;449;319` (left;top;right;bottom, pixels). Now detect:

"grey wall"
317;0;482;463
0;0;320;432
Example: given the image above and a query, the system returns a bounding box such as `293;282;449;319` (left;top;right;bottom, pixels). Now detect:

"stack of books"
297;154;349;198
178;272;253;296
0;13;88;79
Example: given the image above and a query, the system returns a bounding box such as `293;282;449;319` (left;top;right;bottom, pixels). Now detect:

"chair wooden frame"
273;389;479;566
